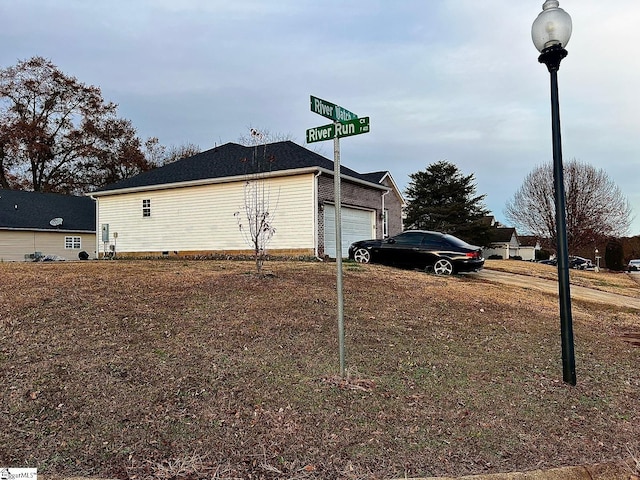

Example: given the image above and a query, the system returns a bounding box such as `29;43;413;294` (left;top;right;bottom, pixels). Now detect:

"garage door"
324;205;375;258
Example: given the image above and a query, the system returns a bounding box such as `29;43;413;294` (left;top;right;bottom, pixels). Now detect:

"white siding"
96;174;315;254
517;247;536;261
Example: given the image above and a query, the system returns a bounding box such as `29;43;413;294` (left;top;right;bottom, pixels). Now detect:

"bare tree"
143;137;200;167
0;56;151;193
143;137;167;167
162;142;200;165
85;117;153;189
237;126;293;146
234;129;280;274
505;159;632;252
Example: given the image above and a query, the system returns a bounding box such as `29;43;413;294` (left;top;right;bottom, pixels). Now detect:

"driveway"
475;269;640;311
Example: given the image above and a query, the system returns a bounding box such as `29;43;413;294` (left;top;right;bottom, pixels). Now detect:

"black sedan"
569;256;595;270
348;230;484;275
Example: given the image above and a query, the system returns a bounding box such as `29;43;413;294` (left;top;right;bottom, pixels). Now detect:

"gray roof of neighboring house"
489;227;517;243
94;141;389;193
518;235;540;247
0;189;95;232
360;171;389;184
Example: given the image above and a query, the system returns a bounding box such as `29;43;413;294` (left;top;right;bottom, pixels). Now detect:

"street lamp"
532;0;576;385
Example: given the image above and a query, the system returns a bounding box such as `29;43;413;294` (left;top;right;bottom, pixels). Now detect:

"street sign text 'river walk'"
307;95;370;378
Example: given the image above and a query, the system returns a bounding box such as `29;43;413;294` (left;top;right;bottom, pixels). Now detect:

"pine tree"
404;161;490;245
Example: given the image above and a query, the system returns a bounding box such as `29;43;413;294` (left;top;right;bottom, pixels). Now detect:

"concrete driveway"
474;269;640;311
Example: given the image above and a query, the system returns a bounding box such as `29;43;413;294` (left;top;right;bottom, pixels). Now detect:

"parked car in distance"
628;259;640;272
569;256;595;270
538;258;557;266
348;230;484;275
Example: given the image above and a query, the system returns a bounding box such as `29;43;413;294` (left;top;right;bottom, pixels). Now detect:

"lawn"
484;259;640;297
0;260;638;479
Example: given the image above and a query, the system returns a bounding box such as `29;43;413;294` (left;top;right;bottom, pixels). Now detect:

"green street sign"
337;116;370;139
306;117;370;143
306;123;334;144
310;95;358;122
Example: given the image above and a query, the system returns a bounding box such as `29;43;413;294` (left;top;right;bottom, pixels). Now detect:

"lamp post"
595;248;600;271
532;0;576;385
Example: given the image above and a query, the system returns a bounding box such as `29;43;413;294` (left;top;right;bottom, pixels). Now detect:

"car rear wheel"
353;247;371;264
433;258;454;275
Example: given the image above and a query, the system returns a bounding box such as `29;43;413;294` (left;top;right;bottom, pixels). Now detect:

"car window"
442;234;471;248
422;233;446;248
392;232;425;246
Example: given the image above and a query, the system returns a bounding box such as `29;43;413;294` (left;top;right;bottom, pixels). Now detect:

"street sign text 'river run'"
306;117;370;144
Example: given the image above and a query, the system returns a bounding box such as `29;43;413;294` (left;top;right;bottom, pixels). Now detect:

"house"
518;235;542;252
0;189;96;261
484;226;540;261
90;141;404;259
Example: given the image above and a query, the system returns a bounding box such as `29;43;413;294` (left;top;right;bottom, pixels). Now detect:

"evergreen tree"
604;238;624;271
404;161;490;245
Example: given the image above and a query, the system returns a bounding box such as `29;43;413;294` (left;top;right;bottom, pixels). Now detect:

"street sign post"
306;117;370;144
307;96;370;379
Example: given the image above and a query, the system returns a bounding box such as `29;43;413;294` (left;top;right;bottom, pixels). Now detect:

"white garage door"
324;205;375;258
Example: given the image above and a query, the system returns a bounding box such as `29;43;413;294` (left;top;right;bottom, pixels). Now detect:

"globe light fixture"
532;0;576;386
532;0;572;52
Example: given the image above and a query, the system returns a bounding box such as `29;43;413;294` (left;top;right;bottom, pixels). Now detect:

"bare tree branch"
505;159;632;252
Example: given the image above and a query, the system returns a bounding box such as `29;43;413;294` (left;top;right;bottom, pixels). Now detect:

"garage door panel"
324;205;375;258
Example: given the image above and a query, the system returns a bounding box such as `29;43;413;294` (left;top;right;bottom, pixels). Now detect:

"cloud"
1;0;639;235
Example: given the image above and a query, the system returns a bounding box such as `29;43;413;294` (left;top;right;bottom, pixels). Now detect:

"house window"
65;236;81;249
142;199;151;217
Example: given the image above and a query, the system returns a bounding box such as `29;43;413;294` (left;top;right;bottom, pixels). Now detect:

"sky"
2;0;640;237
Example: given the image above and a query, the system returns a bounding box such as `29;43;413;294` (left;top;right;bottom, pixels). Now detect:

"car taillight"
466;251;480;259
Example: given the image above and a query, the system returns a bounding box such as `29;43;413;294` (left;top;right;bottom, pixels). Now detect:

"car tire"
433;258;454;276
353;247;371;264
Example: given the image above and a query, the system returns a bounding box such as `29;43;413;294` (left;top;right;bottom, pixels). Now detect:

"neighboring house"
90;141;404;259
0;189;96;262
518;235;542;252
484;226;539;261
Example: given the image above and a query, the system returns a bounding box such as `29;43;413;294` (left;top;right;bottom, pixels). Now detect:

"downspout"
381;190;389;239
88;194;99;260
314;171;323;260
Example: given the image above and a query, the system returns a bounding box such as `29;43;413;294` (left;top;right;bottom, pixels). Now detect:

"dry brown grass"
485;259;640;296
0;259;638;479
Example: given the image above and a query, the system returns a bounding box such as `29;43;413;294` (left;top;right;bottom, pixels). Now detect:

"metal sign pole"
308;96;370;379
333;123;346;377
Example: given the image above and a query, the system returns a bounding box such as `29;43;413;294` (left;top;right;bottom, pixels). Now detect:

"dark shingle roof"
0;189;95;232
360;171;389;184
489;227;517;243
518;235;540;247
95;141;385;193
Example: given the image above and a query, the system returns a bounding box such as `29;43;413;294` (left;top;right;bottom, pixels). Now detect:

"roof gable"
0;189;95;232
95;141;384;193
518;235;540;247
489;227;517;243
